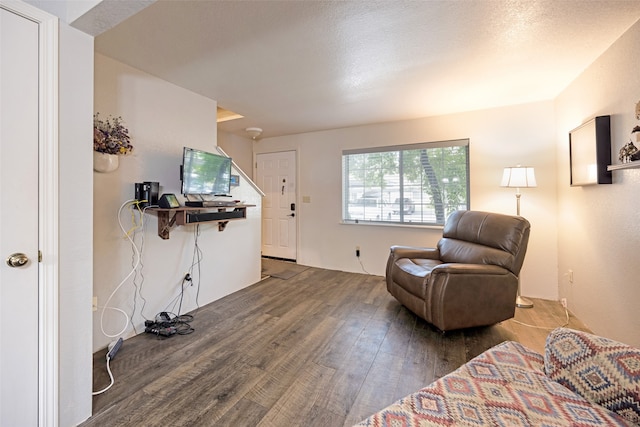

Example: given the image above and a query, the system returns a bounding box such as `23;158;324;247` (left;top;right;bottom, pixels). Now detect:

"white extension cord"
92;338;123;395
98;200;143;338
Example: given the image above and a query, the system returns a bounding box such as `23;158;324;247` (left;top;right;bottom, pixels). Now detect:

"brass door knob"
5;253;29;268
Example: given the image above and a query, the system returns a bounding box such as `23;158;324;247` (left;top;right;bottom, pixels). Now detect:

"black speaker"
158;193;180;208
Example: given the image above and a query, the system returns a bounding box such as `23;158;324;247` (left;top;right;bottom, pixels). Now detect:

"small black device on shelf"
134;181;159;207
158;193;180;209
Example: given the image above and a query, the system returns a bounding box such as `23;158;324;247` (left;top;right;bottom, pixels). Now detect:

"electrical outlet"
355;245;361;258
92;296;98;312
561;298;567;308
568;269;574;283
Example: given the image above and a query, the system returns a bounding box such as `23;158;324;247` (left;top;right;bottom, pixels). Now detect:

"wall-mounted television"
569;115;612;186
180;147;232;195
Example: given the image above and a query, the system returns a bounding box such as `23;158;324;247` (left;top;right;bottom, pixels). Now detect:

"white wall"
252;19;640;348
555;19;640;348
218;130;255;179
93;54;262;352
59;22;94;427
255;101;558;301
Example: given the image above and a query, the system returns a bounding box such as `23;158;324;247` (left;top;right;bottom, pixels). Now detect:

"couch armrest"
544;328;640;425
389;245;440;260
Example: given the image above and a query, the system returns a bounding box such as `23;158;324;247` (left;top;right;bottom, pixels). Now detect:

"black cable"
180;224;203;320
177;275;189;316
130;204;151;335
167;311;194;335
147;311;194;337
152;223;202;338
191;224;203;312
136;206;152;320
130;205;142;333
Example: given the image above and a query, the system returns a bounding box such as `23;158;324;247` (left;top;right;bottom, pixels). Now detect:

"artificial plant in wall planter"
93;113;133;172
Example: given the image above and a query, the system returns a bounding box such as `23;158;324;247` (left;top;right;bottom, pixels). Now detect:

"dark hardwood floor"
82;262;589;427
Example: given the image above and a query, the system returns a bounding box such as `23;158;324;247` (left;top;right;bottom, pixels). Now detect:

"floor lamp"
501;165;536;308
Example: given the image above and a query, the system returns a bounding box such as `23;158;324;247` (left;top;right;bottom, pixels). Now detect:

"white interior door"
0;7;40;425
256;151;297;260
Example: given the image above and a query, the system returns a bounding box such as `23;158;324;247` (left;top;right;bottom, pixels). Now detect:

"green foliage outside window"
342;139;469;225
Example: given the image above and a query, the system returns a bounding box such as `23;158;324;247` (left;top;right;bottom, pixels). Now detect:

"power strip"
107;338;123;359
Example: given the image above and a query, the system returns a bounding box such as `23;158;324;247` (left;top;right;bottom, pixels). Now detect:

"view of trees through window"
342;139;469;225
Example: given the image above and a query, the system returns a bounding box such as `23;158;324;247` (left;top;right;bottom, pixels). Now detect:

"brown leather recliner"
386;210;531;331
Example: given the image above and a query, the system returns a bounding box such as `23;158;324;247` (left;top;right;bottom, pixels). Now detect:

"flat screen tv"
180;147;232;196
569;115;612;186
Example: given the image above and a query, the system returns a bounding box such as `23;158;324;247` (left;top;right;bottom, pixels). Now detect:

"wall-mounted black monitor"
180;147;232;195
569;115;612;186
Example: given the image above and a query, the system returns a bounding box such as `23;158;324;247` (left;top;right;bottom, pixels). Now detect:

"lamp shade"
501;166;537;188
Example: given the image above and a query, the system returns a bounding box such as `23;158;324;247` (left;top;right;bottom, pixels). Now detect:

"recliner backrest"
437;210;531;275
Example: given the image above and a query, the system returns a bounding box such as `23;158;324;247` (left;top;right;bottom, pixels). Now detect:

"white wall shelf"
607;161;640;171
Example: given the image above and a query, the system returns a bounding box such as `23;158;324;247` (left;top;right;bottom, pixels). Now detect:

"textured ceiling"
93;1;640;139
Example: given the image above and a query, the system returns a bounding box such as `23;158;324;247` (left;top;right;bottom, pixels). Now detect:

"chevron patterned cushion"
354;339;635;426
544;328;640;425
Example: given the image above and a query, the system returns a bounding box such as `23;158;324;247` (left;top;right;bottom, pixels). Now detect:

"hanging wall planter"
93;113;133;173
93;151;119;173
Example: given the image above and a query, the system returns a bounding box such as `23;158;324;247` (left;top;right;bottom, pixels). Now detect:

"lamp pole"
501;166;536;308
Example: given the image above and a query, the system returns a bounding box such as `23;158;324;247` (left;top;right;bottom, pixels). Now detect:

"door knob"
288;213;295;218
6;253;29;268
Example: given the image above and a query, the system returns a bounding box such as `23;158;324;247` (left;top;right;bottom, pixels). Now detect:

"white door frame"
1;2;60;425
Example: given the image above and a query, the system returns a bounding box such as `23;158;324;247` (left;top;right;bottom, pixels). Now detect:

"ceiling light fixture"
245;127;263;140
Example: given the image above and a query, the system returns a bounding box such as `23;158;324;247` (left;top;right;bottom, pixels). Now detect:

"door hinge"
38;251;42;262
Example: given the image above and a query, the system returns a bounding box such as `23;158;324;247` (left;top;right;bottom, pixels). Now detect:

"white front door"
0;6;40;425
256;151;297;260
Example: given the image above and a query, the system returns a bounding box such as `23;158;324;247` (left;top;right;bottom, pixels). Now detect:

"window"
342;139;469;226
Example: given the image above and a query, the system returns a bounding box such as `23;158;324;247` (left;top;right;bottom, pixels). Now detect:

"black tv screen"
181;147;232;195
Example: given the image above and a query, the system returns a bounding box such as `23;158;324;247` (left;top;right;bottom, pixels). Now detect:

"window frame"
342;139;470;227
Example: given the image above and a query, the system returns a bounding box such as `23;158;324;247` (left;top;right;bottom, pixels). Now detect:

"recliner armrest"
389;245;440;260
427;263;518;331
431;263;510;275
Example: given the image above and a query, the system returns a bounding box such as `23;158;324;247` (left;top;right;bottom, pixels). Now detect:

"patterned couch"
355;328;640;426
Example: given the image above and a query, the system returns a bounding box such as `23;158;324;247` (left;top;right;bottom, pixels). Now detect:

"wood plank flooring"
82;263;589;427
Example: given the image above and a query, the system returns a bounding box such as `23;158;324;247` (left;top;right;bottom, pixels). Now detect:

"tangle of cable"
189;224;203;312
128;202;143;334
98;199;143;338
128;203;154;332
151;311;194;335
163;224;203;319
